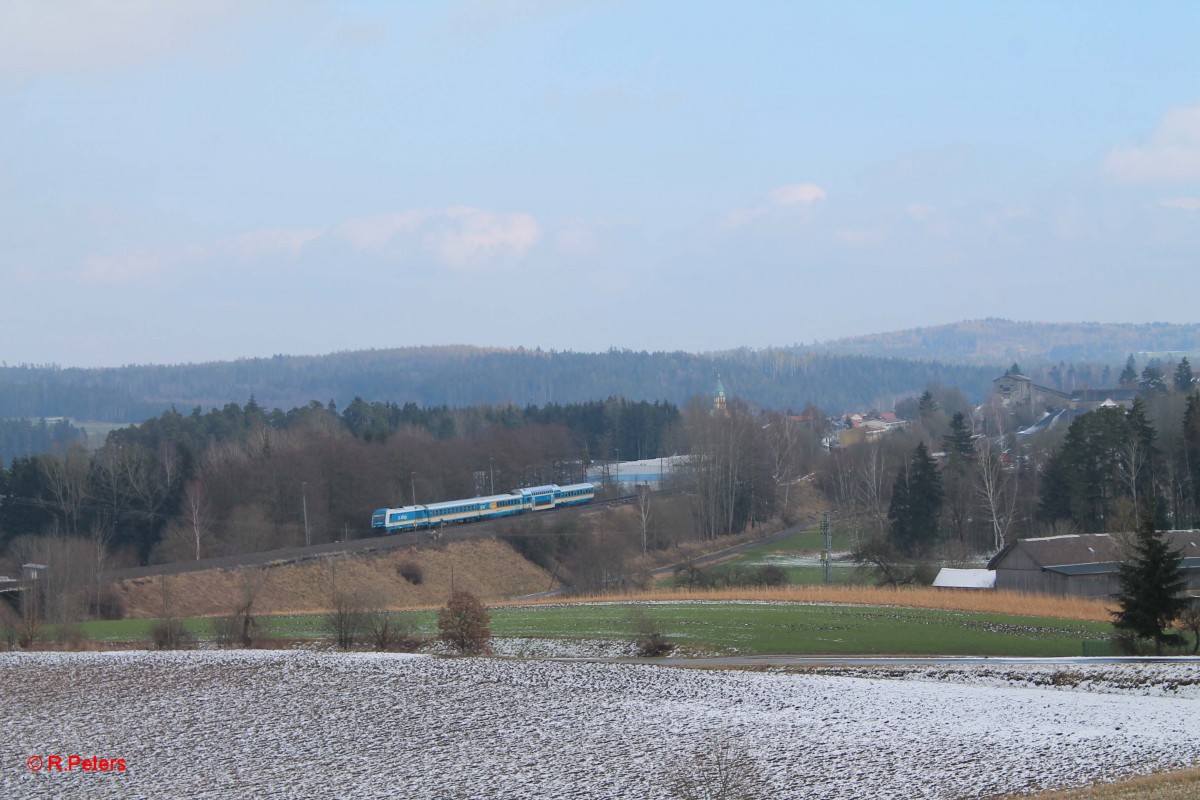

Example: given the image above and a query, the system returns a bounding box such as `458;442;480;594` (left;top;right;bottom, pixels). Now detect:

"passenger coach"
371;482;595;534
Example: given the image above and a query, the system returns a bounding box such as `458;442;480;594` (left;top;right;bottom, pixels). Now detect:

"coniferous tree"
1118;355;1138;388
1138;361;1167;394
1036;406;1138;532
1173;358;1195;393
887;442;943;556
1184;392;1200;520
943;412;974;460
917;390;938;418
1112;513;1187;653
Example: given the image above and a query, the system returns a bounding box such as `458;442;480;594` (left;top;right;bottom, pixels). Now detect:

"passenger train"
371;482;596;534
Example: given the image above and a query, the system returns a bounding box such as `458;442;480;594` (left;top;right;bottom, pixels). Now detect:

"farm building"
933;568;996;589
585;456;689;491
988;531;1200;598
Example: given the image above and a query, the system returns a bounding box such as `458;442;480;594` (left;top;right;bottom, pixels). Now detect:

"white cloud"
0;1;287;81
421;206;541;269
904;203;951;238
1104;101;1200;182
1158;196;1200;212
81;247;187;285
834;227;881;246
79;205;541;284
905;203;936;223
718;206;766;230
226;227;324;259
722;182;827;229
768;183;827;207
333;211;427;251
334;206;540;268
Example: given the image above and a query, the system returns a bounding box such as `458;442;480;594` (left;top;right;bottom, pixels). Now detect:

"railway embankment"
111;538;553;618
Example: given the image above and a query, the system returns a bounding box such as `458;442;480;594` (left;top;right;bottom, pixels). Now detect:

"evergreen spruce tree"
1112;513;1187;653
943;412;974;460
1184;392;1200;520
1138;361;1167;394
1173;357;1195;393
1118;354;1138;388
917;390;938;419
887;442;943;556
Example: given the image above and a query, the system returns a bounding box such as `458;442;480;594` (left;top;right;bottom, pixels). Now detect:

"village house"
993;373;1138;413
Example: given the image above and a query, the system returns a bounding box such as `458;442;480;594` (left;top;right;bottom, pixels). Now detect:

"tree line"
0;396;679;613
0;418;85;467
0;347;999;423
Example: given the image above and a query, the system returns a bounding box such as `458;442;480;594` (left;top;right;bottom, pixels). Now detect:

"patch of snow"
933;568;996;589
2;651;1198;799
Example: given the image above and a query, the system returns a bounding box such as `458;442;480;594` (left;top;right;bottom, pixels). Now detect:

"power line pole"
302;481;310;547
822;511;832;584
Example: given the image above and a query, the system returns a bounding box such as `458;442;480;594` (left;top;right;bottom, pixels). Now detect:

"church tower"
713;374;729;417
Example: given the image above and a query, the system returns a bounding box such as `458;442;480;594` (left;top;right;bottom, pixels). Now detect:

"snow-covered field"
3;650;1198;799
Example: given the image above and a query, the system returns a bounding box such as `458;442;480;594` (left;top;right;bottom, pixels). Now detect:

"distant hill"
805;319;1200;365
0;348;999;423
4;320;1192;424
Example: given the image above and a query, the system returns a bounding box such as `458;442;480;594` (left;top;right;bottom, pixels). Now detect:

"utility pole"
302;481;310;547
411;471;417;506
821;511;832;584
489;458;495;495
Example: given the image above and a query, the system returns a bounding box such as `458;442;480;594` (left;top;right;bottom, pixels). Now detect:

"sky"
2;1;1199;368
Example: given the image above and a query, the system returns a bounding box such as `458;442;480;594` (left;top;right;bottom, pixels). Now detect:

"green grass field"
685;526;861;585
712;526;989;586
73;601;1112;657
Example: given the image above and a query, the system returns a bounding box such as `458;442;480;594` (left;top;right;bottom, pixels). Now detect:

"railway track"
112;494;635;581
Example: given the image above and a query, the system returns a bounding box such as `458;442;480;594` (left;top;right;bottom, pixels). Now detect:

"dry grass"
113;539;553;618
516;585;1113;622
995;767;1200;800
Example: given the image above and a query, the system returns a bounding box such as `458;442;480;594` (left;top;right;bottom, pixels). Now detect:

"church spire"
713;374;729;417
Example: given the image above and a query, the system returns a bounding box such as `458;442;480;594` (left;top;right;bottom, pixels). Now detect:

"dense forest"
8;319;1198;426
0;348;999;424
0;418;86;467
0;396;679;574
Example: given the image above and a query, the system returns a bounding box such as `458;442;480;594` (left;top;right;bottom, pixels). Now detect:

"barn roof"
989;531;1200;570
933;568;996;588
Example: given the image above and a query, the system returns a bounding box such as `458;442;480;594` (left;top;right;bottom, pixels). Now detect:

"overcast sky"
2;1;1199;367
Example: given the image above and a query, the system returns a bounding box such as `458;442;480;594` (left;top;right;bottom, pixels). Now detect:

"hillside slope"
808;318;1200;364
113;539;553;618
6;320;1197;423
0;347;998;421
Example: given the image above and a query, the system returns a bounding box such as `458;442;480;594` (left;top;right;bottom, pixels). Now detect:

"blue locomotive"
371;482;596;533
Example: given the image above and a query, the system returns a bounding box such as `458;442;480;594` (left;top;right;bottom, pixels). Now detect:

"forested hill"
0;348;1000;423
807;319;1200;364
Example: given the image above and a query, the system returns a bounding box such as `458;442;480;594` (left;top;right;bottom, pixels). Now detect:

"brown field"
998;767;1200;800
113;539;553;618
529;585;1114;622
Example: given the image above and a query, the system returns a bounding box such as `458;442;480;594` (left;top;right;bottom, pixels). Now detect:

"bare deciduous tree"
183;478;211;561
437;589;491;655
325;587;369;651
40;445;92;537
665;736;769;800
854;440;890;539
636;484;654;555
974;436;1019;553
